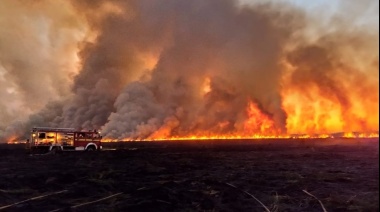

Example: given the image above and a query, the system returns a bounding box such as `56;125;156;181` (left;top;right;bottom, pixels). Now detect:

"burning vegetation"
0;0;378;142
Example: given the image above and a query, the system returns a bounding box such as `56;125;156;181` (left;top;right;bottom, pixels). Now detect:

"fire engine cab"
28;127;102;153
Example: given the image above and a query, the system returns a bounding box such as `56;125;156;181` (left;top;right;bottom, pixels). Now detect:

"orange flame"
244;101;280;136
101;97;379;142
84;75;380;142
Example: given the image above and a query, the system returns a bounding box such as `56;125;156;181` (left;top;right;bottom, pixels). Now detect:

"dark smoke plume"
74;0;300;139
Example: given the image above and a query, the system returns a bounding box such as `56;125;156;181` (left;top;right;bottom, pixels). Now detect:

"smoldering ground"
0;139;378;211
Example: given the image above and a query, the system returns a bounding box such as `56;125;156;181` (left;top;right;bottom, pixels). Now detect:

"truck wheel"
50;147;57;154
56;147;63;154
86;146;96;151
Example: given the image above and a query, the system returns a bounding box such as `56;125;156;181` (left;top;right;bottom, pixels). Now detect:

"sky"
241;0;379;27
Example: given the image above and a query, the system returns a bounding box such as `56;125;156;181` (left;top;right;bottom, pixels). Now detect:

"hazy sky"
241;0;379;27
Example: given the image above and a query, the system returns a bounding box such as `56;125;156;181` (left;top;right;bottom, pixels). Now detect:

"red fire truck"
28;127;102;153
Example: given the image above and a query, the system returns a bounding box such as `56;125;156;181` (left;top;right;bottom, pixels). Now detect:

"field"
0;138;378;211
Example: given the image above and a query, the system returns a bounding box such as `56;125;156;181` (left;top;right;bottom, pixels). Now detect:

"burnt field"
0;139;378;212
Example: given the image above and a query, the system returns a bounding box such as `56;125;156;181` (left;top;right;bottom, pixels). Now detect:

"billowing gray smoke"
0;0;87;140
0;0;378;141
72;0;300;139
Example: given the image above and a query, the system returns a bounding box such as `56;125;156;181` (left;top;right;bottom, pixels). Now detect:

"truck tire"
86;145;96;151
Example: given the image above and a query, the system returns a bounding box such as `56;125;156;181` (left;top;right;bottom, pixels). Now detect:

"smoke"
0;0;378;141
282;0;379;134
0;0;88;138
98;0;301;139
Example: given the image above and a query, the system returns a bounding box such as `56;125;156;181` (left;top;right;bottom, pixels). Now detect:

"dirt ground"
0;138;378;212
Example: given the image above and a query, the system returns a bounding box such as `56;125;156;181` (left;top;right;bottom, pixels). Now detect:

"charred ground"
0;139;378;211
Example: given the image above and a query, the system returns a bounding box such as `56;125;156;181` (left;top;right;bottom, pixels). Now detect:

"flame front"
244;101;281;136
102;88;379;142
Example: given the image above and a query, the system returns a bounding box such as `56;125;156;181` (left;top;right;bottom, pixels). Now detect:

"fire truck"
28;127;102;153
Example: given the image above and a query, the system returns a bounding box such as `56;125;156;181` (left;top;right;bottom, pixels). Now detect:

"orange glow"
282;85;379;135
280;57;379;136
202;77;211;95
100;132;379;142
282;87;345;134
6;135;27;144
244;101;280;135
342;132;379;138
6;141;27;144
